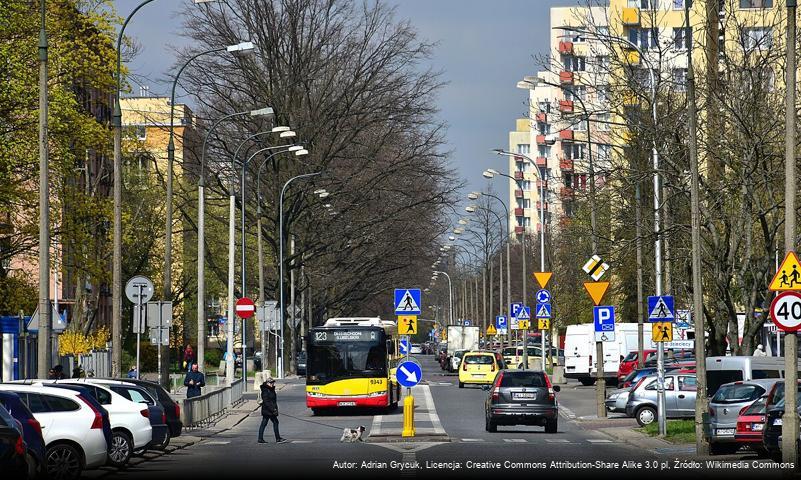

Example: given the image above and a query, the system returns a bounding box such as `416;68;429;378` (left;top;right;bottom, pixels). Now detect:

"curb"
597;426;677;452
367;434;451;443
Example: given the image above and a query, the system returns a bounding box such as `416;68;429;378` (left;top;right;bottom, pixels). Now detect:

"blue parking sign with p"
496;315;507;328
593;306;615;332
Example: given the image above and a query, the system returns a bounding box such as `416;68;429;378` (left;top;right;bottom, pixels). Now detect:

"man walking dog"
258;377;288;444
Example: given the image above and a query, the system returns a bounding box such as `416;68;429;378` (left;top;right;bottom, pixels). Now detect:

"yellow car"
458;351;500;388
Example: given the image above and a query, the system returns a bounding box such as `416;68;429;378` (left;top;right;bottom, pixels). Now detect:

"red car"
617;350;656;383
734;397;767;453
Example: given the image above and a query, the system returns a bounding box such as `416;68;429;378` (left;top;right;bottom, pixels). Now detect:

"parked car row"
0;377;183;479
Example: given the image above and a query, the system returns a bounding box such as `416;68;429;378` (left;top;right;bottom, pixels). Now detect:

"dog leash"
279;412;355;431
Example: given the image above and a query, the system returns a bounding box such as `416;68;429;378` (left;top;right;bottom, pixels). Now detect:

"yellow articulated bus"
306;317;401;415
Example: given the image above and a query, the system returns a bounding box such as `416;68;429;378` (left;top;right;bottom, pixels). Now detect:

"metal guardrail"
178;378;245;429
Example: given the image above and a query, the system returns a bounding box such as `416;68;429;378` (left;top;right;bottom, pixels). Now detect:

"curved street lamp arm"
200;110;251;186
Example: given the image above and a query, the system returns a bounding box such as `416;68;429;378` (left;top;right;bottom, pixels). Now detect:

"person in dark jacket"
183;363;205;398
258;377;287;444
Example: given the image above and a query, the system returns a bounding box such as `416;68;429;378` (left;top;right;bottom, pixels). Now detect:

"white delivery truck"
565;323;655;386
446;325;480;355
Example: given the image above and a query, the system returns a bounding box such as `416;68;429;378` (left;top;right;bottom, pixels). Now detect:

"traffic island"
366;385;450;443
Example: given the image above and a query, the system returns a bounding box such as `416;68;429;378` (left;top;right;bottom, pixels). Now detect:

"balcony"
536;112;547;123
515;189;524;198
622;7;640;25
536;179;548;189
560;158;574;171
535;156;547;167
514;171;524;180
514;208;524;216
559;129;574;141
536;134;547;145
558;41;573;55
560;186;575;199
514;226;525;235
559;100;574;113
536;201;549;211
559;70;574;84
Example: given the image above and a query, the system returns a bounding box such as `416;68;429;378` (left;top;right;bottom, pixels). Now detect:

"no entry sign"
235;297;256;319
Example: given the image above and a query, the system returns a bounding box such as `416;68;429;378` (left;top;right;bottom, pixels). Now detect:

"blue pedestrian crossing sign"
516;306;531;320
397;361;422;388
536;289;552;304
399;338;410;355
647;295;675;322
535;303;552;319
395;289;422;315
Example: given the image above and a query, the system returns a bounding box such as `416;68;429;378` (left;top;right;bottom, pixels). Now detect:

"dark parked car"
297;352;307;376
101;378;182;438
763;380;801;461
0;403;28;478
0;391;45;477
484;370;560;433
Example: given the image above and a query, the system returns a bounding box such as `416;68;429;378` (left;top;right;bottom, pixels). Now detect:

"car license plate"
774;418;783;426
338;401;356;407
753;423;764;431
513;392;537;400
717;428;735;435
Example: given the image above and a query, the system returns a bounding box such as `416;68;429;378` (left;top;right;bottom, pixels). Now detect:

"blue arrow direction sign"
535;289;552;304
463;319;471;326
647;295;675;322
593;306;616;332
535;303;552;319
395;288;422;315
399;338;410;355
397;361;422;388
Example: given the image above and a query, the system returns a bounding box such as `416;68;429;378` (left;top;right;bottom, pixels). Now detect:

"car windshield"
623;370;639;383
502;347;517;356
307;329;387;384
743;397;767;416
623;352;638;362
712;384;765;404
464;355;494;365
500;372;546;388
455;351;467;359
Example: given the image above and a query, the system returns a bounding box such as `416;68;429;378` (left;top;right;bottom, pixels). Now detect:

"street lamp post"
279;172;322;379
517;75;604;417
37;0;51;379
433;271;454;325
197;107;273;373
557;25;664;434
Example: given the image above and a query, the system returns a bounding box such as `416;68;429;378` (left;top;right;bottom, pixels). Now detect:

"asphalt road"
102;354;795;480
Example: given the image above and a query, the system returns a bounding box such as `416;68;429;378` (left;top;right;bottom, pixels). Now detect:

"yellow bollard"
401;392;415;437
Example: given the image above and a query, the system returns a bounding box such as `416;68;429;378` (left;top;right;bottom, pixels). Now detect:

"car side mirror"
553;385;561;393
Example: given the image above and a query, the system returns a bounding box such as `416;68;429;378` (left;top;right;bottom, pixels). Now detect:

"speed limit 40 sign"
769;291;801;332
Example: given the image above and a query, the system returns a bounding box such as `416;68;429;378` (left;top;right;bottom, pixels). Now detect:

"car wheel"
635;406;657;427
108;431;133;468
579;378;596;386
485;416;497;433
46;443;82;480
458;382;464;389
27;451;41;479
154;429;171;451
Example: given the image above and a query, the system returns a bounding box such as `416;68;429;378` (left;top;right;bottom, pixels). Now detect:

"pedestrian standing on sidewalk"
183;344;195;372
258;377;287;444
184;363;205;398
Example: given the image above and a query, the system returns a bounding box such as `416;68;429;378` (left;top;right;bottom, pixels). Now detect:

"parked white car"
0;384;108;478
37;379;153;467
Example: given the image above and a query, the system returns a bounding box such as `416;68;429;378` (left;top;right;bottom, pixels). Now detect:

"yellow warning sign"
398;315;418;335
533;272;553;289
518;320;530;330
538;318;550;330
769;251;801;292
441;329;447;340
583;282;610;306
487;324;497;336
652;322;673;343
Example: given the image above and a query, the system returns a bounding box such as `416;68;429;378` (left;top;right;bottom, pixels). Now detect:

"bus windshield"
307;329;388;384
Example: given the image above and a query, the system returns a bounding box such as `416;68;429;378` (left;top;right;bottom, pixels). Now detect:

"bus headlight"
307;391;324;397
367;391;386;397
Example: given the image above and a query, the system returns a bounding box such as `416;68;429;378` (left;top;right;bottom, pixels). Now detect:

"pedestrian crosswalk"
453;438;621;445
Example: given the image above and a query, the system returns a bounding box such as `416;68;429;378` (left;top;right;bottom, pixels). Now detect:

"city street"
87;355;787;480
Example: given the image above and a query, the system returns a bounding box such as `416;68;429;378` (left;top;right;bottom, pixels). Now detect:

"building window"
595;56;610;72
516;217;531;227
563;173;572;188
628;27;659;51
573;119;587;131
563;55;586;72
597;144;612;161
569;29;586;43
516;199;531;209
742;27;773;50
596;85;609;104
673;27;692;50
565;85;586;102
596;26;609;38
597;112;611;131
516;161;529;173
520;180;532;190
537;146;549;157
564;144;584;160
740;0;772;7
630;0;659;9
538;101;551;113
673;68;687;91
516;144;531;155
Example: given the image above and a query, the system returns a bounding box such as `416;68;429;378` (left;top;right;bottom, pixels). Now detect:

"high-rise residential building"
510;5;610;238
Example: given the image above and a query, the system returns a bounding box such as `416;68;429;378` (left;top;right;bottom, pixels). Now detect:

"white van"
565;323;656;385
706;356;795;396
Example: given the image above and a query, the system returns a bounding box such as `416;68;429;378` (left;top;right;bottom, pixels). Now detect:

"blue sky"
115;0;566;199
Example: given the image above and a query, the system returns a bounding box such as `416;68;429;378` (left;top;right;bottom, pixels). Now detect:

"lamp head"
465;206;477;213
279;131;296;138
250;107;274;117
227;41;255;54
271;126;291;133
288;145;303;152
295;149;309;156
482;170;494;179
467;192;481;200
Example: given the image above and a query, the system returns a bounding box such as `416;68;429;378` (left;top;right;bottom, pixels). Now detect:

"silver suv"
704;378;779;455
625;373;697;426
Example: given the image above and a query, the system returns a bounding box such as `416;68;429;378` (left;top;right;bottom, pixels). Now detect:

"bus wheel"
389;402;399;411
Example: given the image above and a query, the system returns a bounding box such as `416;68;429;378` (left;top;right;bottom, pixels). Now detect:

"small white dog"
340;425;366;443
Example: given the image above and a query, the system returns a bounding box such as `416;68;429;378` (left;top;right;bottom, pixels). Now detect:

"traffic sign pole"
136;284;143;380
